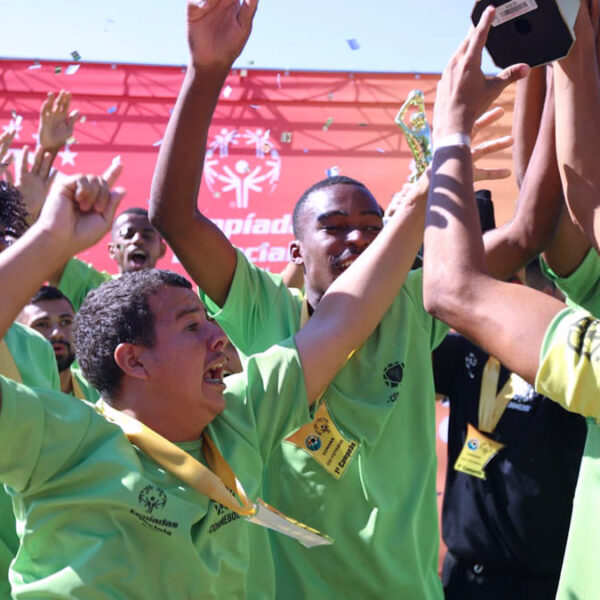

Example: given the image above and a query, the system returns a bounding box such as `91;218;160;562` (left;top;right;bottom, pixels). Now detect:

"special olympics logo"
305;434;322;452
138;484;167;514
204;128;282;209
467;439;479;451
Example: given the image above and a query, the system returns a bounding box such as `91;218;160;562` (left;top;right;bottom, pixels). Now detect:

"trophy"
472;0;580;68
395;90;432;183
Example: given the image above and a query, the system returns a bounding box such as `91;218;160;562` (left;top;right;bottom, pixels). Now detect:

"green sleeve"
58;258;113;312
0;377;93;494
5;323;60;391
535;307;600;419
540;250;600;316
199;249;302;357
221;337;310;460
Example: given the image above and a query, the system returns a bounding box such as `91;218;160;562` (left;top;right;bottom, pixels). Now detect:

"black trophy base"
472;0;577;68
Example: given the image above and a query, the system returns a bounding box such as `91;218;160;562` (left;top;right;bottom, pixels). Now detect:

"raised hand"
186;0;258;70
0;130;15;184
36;158;125;255
433;6;529;139
15;146;57;224
38;90;80;153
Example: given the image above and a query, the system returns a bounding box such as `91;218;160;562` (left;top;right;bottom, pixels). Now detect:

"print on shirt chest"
129;484;180;536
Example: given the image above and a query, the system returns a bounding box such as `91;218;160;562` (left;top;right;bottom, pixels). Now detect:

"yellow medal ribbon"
96;400;256;516
71;372;86;401
478;356;511;433
95;400;333;547
0;339;21;383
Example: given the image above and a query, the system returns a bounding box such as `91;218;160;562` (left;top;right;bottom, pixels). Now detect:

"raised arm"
482;66;563;280
150;0;257;307
423;6;564;385
295;174;427;404
553;1;600;251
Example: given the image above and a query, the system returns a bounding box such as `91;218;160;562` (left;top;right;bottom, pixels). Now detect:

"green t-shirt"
58;257;113;312
201;250;448;599
71;363;100;403
0;322;60;600
0;338;309;599
538;252;600;600
535;307;600;600
540;249;600;315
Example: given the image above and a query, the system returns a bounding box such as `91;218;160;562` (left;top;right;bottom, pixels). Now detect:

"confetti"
328;93;333;101
152;139;163;147
276;73;282;89
71;50;81;61
66;136;76;145
239;69;248;78
80;115;87;123
107;106;118;114
223;85;233;98
247;60;255;65
54;66;62;74
376;148;386;154
346;38;360;50
357;123;368;127
10;111;16;119
303;149;309;154
65;64;80;75
326;166;340;177
280;132;292;143
323;117;333;131
111;64;117;70
250;104;261;109
28;62;41;70
214;191;221;198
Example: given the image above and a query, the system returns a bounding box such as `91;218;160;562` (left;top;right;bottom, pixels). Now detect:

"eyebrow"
317;209;383;222
174;306;203;320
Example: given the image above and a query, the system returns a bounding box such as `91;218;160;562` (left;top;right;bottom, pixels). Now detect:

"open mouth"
128;249;148;268
51;342;69;355
204;362;225;385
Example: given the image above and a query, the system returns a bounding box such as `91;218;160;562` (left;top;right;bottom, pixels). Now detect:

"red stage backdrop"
0;59;517;277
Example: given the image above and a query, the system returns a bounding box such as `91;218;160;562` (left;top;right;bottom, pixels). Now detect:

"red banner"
0;59;516;277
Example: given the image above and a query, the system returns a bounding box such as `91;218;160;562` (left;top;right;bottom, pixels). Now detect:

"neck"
110;387;209;443
60;368;73;395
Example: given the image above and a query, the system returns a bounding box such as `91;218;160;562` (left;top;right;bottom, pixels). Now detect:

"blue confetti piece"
346;38;360;50
107;106;117;114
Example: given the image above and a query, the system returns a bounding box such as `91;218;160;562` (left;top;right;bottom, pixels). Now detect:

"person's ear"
289;240;304;266
107;241;118;260
114;343;149;380
158;238;167;259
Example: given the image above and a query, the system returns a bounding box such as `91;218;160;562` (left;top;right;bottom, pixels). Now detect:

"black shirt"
434;332;586;576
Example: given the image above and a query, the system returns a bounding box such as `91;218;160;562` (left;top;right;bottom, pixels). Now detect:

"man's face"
108;213;166;274
140;286;228;424
290;183;383;302
19;298;76;372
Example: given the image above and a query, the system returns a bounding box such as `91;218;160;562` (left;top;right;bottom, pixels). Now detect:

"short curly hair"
0;181;28;239
74;269;192;400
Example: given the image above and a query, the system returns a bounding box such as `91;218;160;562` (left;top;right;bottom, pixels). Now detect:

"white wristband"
434;133;471;152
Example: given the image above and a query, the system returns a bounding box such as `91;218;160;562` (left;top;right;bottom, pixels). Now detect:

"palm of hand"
40;119;73;150
187;1;251;67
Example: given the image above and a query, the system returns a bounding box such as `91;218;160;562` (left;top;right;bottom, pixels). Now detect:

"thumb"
105;187;126;224
495;63;530;90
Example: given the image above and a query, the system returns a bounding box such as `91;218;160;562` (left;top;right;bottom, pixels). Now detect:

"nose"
346;227;371;249
208;321;228;352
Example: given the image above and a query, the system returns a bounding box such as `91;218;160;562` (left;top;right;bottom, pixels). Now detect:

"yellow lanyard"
71;372;86;400
478;356;513;433
96;400;256;516
0;339;21;383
